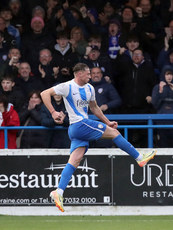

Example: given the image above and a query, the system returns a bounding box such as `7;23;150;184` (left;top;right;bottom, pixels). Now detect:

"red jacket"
0;104;20;149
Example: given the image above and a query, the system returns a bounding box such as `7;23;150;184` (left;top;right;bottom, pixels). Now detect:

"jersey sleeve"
53;82;69;97
89;84;96;101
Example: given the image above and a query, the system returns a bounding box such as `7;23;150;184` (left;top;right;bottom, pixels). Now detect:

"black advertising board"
113;155;173;205
0;154;173;206
0;155;112;206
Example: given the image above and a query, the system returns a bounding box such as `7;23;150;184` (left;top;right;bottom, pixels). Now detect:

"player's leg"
50;146;86;212
102;126;156;166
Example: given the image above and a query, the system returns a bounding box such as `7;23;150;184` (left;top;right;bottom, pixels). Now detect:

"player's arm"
89;100;118;129
40;88;63;123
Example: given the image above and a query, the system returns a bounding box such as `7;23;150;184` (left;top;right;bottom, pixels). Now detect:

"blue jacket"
152;82;173;114
90;78;122;113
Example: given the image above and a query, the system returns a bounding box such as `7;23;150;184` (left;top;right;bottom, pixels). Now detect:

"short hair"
73;63;89;73
88;34;102;43
133;47;144;54
56;30;69;39
165;70;173;75
126;34;139;43
1;74;15;82
39;48;52;56
0;95;8;110
28;90;42;101
0;7;12;13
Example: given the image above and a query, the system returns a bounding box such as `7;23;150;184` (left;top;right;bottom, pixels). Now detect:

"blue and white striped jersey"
53;79;95;124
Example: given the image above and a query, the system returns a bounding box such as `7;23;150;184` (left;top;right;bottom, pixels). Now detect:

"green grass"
0;215;172;230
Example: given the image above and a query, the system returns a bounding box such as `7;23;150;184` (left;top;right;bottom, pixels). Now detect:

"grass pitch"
0;215;172;230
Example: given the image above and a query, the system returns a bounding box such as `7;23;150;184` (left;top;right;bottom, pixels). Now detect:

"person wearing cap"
82;45;113;77
152;67;173;147
21;16;55;75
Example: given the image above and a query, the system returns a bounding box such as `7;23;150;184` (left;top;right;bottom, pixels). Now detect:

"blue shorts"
68;118;106;153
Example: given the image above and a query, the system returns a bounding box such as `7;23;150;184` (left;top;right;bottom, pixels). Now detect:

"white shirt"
53;79;95;124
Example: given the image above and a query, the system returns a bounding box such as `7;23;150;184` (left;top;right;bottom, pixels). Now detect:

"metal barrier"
0;114;173;149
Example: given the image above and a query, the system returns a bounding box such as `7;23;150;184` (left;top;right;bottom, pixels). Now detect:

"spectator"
152;68;173;147
62;2;89;38
119;6;138;46
22;0;47;19
0;47;21;79
47;3;67;37
136;0;165;61
41;94;70;148
36;48;59;88
90;67;122;114
9;0;27;34
53;30;79;83
0;31;8;79
21;16;55;72
18;90;46;148
115;34;152;83
70;26;88;58
158;49;173;75
0;94;20;149
157;20;173;71
15;62;44;99
0;74;25;112
116;48;157;114
107;19;121;60
82;45;112;77
0;16;16;49
88;34;102;50
0;7;21;48
32;5;46;19
46;0;59;20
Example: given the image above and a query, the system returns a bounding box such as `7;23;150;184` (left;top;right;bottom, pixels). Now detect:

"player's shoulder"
86;82;95;91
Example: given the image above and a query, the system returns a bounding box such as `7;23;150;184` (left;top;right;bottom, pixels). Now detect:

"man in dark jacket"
90;67;122;148
15;62;44;100
90;67;122;114
116;48;157;114
53;31;79;83
34;48;59;88
21;16;55;73
81;45;113;77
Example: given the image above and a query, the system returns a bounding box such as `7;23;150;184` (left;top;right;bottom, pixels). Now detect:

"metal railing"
0;114;173;149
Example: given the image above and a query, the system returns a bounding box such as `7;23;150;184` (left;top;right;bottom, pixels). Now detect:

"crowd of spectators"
0;0;173;149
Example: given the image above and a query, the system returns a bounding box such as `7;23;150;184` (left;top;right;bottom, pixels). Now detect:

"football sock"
113;134;141;160
58;163;76;192
56;188;64;196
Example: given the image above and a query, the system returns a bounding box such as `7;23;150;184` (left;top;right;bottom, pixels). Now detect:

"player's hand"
52;111;64;124
108;121;118;129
